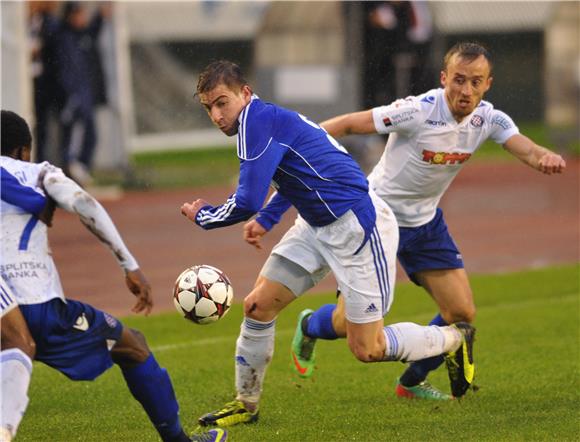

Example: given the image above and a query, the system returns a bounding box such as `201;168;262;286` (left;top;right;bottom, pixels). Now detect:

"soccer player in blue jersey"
290;42;567;400
0;110;226;442
181;60;475;427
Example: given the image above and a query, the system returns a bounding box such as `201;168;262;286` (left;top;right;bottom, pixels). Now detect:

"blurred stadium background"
2;1;579;173
1;1;578;312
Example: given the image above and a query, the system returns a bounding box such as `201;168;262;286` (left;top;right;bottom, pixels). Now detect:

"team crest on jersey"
422;149;471;165
470;115;484;127
421;95;435;104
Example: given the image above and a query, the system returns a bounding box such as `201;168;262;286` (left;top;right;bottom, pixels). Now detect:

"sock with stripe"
382;321;461;362
235;317;276;407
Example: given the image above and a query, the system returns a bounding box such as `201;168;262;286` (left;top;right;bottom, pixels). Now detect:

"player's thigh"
0;306;36;359
345;318;385;362
244;275;297;322
415;268;475;323
20;299;123;381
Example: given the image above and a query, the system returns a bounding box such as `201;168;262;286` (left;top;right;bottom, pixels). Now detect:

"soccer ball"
173;265;234;324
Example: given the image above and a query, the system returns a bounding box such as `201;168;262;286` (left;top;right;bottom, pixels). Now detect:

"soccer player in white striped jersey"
1;110;227;442
181;60;474;427
292;42;566;400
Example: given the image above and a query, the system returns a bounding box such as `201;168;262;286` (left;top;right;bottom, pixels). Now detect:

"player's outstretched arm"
503;134;566;175
40;166;152;314
320;109;376;138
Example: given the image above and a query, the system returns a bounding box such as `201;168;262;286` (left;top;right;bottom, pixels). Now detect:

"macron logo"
73;313;89;332
365;303;378;314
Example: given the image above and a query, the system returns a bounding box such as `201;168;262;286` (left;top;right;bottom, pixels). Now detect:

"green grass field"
17;265;579;441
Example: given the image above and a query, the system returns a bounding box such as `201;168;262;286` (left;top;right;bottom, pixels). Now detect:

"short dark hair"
444;42;493;74
1;110;32;156
196;60;248;97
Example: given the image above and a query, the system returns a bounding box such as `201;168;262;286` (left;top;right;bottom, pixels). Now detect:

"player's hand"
181;199;209;223
243;220;267;250
125;269;153;316
538;152;566;175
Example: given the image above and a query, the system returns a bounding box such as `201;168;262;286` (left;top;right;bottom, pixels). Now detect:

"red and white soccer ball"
173;265;234;325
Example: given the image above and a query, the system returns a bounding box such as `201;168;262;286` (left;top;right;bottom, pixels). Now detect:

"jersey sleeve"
489;110;519;144
372;97;423;135
195;101;289;230
255;191;292;231
41;166;139;271
1;167;47;215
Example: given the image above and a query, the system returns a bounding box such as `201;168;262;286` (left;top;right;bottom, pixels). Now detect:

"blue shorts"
397;209;464;285
20;298;123;381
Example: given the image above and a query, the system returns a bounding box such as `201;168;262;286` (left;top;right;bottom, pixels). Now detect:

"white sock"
234;318;276;407
1;349;33;438
383;322;462;362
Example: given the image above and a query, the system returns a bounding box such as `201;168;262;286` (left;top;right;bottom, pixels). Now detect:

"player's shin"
121;353;188;442
383;322;462;362
235;318;276;408
0;349;32;439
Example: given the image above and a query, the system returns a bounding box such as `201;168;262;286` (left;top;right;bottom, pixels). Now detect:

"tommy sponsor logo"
422;149;471;165
470;115;484;127
382;117;392;127
73;313;89;332
425;119;447;127
364;303;379;314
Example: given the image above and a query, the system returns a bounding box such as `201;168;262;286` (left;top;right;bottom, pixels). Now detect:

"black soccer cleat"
445;322;476;398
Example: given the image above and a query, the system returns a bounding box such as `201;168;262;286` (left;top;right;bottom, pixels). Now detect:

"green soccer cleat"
198;400;258;427
395;378;453;400
291;309;316;378
190;428;228;442
445;322;476;398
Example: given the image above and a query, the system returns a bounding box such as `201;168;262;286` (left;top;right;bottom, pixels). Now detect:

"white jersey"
369;88;519;227
1;157;138;305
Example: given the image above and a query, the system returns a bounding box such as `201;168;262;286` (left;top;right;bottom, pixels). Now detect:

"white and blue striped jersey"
1;157;138;305
1;158;66;304
195;96;372;232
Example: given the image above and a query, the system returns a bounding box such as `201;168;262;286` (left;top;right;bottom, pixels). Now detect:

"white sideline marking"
152;329;294;353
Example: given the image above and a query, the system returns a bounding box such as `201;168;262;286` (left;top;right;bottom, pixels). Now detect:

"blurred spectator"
29;1;64;164
56;1;111;186
362;1;434;108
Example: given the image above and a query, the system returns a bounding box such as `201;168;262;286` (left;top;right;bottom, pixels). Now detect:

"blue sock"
305;304;338;340
121;353;186;442
402;314;448;385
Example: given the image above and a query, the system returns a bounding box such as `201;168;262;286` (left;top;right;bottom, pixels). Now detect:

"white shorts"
270;192;398;324
0;278;18;317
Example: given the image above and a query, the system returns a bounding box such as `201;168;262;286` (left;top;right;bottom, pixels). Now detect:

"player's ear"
484;76;493;93
241;84;253;102
440;70;447;88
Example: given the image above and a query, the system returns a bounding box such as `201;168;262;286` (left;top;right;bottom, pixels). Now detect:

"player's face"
441;54;493;122
199;83;252;136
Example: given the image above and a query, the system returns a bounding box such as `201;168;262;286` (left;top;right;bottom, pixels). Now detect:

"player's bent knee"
112;328;150;366
1;333;36;360
443;305;476;324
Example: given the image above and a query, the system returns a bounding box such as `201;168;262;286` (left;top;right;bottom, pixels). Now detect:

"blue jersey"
195;96;372;231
